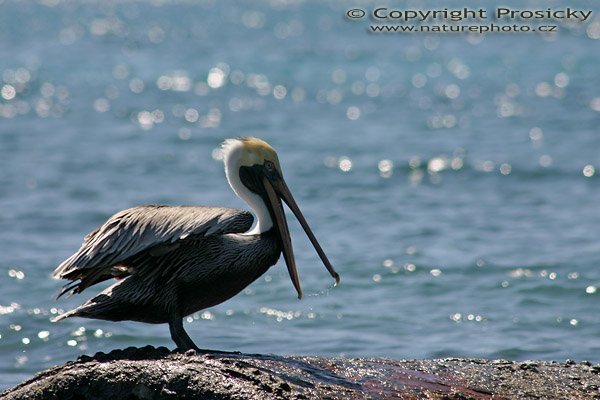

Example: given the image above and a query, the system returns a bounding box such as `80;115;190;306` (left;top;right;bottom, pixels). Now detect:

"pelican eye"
264;160;275;172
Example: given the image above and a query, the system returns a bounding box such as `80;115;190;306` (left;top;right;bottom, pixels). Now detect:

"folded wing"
54;205;253;297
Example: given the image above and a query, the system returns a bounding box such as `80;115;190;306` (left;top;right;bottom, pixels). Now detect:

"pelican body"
53;137;339;351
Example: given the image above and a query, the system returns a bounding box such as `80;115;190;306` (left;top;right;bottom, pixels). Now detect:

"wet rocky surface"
2;346;600;399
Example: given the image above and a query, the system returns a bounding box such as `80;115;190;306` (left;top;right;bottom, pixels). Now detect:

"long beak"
262;175;340;300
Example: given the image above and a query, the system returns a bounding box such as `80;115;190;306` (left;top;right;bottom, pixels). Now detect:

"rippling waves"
1;0;600;390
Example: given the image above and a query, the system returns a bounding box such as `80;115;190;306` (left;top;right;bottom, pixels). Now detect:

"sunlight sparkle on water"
72;327;86;337
0;303;19;315
112;64;129;80
0;306;14;315
156;71;192;92
338;157;352;172
137;111;155;130
378;159;393;178
171;72;192;92
246;73;270;95
529;127;543;144
450;313;484;323
404;264;416;272
259;307;303;322
175;128;190;141
184;108;199;123
509;268;533;278
587;20;600;39
366;83;380;98
207;67;227;89
93;98;110;113
444;84;460;99
500;163;512;175
199;108;221;128
8;269;25;280
242;11;265;29
554;72;569;88
37;331;50;340
586;286;597;294
211;148;224;161
539;155;553;167
448;58;470;79
15;356;28;366
273;85;287;100
427;157;448;173
1;85;16;100
412;73;427;88
129;78;144;93
535;82;553;97
346;106;361;120
351;81;365;95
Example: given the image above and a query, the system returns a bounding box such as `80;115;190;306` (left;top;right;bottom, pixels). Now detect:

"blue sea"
1;0;600;390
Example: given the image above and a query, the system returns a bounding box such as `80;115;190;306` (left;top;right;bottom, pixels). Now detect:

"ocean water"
1;0;600;390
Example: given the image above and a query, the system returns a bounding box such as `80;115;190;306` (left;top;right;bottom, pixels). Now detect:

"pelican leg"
169;318;198;351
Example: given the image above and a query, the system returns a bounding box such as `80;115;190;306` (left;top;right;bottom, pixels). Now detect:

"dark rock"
2;348;600;399
518;362;539;373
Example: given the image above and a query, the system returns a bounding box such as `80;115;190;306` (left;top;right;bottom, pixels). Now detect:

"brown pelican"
52;137;339;351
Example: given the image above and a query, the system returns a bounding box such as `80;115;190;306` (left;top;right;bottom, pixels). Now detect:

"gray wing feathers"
54;205;253;279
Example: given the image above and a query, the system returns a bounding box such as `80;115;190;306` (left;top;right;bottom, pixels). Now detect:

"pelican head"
222;137;340;298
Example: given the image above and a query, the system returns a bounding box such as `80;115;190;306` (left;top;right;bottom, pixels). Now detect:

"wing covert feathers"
53;205;253;280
